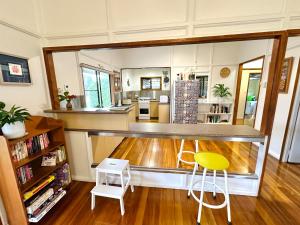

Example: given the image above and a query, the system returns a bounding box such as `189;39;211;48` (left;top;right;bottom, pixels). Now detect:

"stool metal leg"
213;170;216;198
195;140;199;153
224;170;231;224
197;168;207;224
188;163;198;197
177;139;185;168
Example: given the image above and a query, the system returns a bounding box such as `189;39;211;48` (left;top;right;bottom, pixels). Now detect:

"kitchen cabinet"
150;102;159;118
159;103;170;123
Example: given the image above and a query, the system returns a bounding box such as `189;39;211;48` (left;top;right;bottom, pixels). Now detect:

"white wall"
122;68;171;92
0;22;49;116
269;37;300;159
33;0;300;46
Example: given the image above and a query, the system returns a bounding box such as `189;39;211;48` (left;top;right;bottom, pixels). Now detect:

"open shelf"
14;142;64;169
20;161;66;194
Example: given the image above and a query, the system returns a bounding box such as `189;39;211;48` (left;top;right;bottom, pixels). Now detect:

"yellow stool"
189;152;231;225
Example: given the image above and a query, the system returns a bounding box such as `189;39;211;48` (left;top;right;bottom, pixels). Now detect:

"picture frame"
0;53;31;85
279;57;294;93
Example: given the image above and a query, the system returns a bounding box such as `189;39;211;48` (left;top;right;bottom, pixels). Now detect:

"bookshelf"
0;116;72;225
197;102;233;124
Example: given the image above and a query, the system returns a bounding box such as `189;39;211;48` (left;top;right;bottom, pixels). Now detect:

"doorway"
233;56;265;127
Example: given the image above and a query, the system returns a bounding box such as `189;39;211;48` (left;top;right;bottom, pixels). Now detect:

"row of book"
17;165;33;185
206;115;229;124
28;189;66;223
209;104;230;114
41;146;66;167
24;164;71;223
11;133;50;162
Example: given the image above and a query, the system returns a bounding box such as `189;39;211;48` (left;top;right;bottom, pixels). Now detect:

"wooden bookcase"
0;116;72;225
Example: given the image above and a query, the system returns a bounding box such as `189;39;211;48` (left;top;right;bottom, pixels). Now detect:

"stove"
138;97;151;120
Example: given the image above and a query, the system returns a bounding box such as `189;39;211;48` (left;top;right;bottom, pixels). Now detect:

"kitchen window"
82;67;112;108
141;77;162;90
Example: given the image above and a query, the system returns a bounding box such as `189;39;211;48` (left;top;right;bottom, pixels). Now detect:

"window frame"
140;76;162;91
81;66;112;108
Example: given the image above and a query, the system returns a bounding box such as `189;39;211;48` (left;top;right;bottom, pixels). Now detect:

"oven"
138;97;150;120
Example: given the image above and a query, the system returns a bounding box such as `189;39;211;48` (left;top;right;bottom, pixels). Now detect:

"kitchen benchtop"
131;99;160;102
67;123;265;142
44;104;135;114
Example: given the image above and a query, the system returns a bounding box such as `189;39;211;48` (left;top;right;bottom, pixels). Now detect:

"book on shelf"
23;175;55;201
41;146;66;167
17;165;33;185
26;188;54;214
28;189;66;223
53;163;71;187
11;133;50;163
41;153;57;166
209;104;230;114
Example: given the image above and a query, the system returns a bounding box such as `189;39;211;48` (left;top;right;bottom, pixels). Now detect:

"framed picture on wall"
279;57;294;93
0;53;31;85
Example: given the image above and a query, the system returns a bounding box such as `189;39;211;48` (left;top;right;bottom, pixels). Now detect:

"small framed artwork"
0;53;31;85
279;57;294;93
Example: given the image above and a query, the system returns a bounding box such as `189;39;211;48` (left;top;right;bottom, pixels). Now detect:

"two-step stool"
90;158;134;215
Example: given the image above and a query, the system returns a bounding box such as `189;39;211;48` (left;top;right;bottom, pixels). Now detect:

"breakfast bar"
66;123;268;197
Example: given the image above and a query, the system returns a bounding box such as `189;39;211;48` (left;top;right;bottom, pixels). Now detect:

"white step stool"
91;158;134;215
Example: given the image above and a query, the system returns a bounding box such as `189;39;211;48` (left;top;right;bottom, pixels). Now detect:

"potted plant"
0;101;31;139
212;84;232;101
58;85;77;110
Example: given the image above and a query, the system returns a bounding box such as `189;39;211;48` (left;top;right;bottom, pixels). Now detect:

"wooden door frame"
232;55;265;125
244;72;262;126
278;29;300;161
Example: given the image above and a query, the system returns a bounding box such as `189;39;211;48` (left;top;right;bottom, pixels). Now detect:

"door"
288;104;300;162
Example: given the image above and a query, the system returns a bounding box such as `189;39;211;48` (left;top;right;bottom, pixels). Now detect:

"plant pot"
1;121;26;139
66;101;72;110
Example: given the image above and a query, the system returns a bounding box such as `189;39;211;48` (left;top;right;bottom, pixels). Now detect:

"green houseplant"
0;101;31;139
212;84;232;100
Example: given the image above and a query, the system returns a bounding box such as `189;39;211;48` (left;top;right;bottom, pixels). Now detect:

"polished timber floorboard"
110;138;258;173
37;156;300;225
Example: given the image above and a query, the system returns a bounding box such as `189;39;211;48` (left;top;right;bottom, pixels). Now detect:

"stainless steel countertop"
44;104;135;114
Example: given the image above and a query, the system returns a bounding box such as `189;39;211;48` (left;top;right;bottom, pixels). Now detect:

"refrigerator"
173;80;200;124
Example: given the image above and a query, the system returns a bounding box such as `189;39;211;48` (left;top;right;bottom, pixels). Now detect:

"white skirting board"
73;168;259;197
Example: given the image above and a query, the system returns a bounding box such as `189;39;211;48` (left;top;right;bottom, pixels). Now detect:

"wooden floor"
111;138;258;173
37;155;300;225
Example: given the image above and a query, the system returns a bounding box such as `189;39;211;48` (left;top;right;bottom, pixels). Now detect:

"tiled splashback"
122;90;170;100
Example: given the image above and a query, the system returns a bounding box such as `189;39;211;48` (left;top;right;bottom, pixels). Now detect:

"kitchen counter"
44;105;135;114
72;123;265;142
44;105;136;164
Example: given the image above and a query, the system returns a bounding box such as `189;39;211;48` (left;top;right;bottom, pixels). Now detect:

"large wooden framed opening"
42;30;289;194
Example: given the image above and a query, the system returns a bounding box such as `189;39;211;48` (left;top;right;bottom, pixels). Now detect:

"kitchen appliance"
138;97;151;120
160;95;169;103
